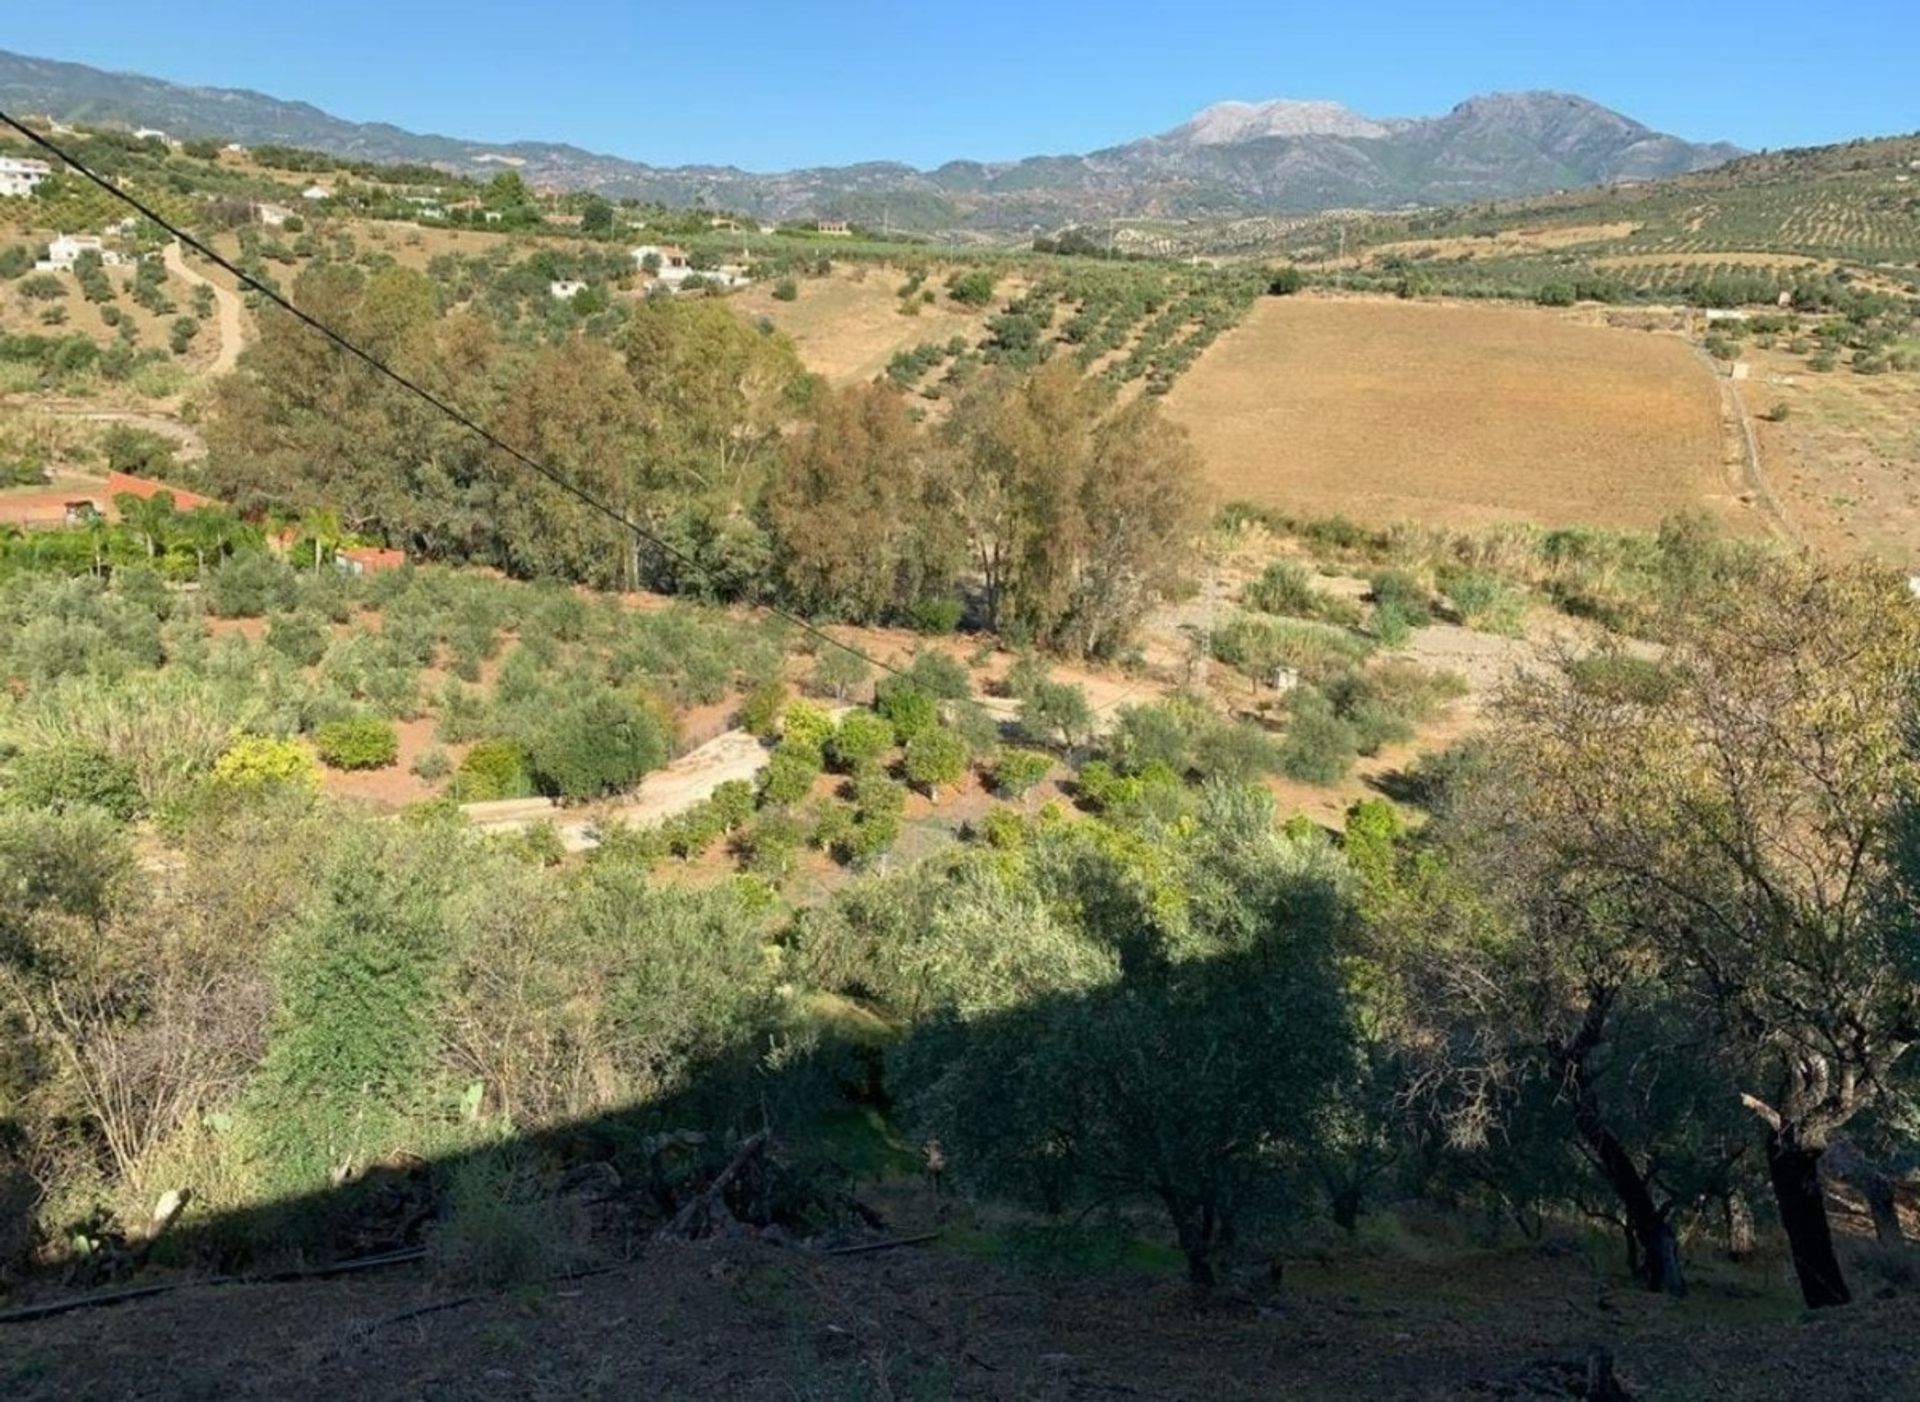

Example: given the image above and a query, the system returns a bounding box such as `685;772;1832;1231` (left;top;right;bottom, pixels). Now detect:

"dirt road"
464;727;777;852
164;241;247;377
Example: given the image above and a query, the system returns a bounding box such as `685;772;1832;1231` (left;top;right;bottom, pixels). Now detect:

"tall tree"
1488;562;1920;1308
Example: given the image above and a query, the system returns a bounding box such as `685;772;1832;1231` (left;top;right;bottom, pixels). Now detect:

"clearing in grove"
1165;294;1753;532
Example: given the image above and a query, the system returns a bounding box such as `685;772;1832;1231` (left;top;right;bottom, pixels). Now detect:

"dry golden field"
730;265;1002;384
1164;294;1749;531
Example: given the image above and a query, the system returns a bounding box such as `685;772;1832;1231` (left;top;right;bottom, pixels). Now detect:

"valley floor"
7;1231;1918;1400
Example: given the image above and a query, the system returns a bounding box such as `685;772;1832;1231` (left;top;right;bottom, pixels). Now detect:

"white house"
300;184;332;202
549;279;588;300
631;244;690;275
257;202;295;228
0;156;51;198
132;127;170;143
35;233;108;272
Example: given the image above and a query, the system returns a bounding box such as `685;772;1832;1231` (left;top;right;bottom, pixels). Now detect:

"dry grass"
729;265;997;384
1164;294;1749;532
1734;341;1920;567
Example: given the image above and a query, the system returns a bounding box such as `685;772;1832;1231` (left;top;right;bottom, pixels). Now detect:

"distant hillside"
0;49;1743;233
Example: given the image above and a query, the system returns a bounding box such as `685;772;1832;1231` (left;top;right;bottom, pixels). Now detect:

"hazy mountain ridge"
0;49;1742;231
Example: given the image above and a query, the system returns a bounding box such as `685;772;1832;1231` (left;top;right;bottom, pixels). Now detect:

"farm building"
815;219;851;236
301;184;332;202
631;244;691;272
256;202;295;227
336;545;407;576
36;234;128;271
550;279;589;299
0;156;51;198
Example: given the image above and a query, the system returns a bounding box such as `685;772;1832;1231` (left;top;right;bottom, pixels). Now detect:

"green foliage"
990;748;1053;798
5;742;143;821
827;709;895;772
771;277;798;302
1278;688;1361;785
905;726;969;798
206;553;297;618
808;646;872;701
946;269;997;307
740;680;788;737
313;717;400;771
209;734;320;794
452;739;535;802
759;741;824;806
779;698;836;754
876;681;938;744
523;689;669;799
904;650;970;700
265;611;330;667
1018;679;1094;750
410;746;452;782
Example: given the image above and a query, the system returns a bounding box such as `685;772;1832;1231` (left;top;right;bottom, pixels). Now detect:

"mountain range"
0;48;1744;233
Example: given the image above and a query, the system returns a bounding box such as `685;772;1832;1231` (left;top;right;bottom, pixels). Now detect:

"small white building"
631;244;690;274
132;127;171;144
35;233;111;272
0;156;51;198
257;202;295;228
549;279;588;299
301;184;332;202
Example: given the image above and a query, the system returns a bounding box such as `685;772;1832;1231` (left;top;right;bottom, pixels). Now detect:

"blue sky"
10;1;1917;169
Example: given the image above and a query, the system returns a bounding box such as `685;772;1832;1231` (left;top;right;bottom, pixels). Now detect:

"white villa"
301;184;333;202
35;234;127;272
549;279;588;300
0;156;52;198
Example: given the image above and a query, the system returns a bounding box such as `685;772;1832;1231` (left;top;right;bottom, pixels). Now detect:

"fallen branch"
0;1247;428;1326
823;1232;941;1257
655;1130;770;1241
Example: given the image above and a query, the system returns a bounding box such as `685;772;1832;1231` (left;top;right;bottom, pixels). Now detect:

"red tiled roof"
339;545;407;571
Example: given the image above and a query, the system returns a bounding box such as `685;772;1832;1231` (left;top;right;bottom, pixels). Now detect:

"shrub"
990;748;1053;798
876;682;938;744
976;805;1029;849
1764;402;1791;423
1018;679;1094;750
1367;570;1432;626
946;269;996;307
908;596;964;634
1438;568;1526;634
709;778;756;830
1243;560;1320;617
905;726;969;799
6;743;143;821
851;768;907;820
828;709;894;772
314;717;400;770
740;680;788;737
772;278;798;302
904;650;971;700
452;739;535;802
410;746;452;781
525;690;669;799
779;698;836;754
1278;689;1359;785
209;734;319;793
807;798;857;851
759;742;824;806
836;810;900;867
808;646;872;700
266;611;330;667
206;553;296;618
735;808;806;880
428;1152;578;1289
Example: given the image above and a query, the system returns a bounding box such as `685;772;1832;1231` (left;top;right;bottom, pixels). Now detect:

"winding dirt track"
164;241;246;376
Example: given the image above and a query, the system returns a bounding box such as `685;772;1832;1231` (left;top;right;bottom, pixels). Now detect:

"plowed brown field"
1165;295;1747;531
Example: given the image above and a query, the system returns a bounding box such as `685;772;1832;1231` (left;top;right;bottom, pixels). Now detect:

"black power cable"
0;110;907;678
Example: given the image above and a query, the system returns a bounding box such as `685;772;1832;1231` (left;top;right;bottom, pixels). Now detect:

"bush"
525;690;669;799
209;734;319;793
976;805;1029;849
905;726;969;799
205;552;297;618
709;778;756;830
772;278;798;302
314;717;400;770
266;611;330;666
946;269;997;307
1278;689;1359;785
410;747;452;781
808;646;872;700
452;739;535;802
1243;560;1320;617
779;698;836;754
1018;679;1094;750
740;680;788;737
759;742;824;806
828;709;895;772
428;1152;577;1289
876;682;938;744
1367;570;1432;626
990;748;1053;798
6;743;143;821
904;650;971;700
908;596;964;634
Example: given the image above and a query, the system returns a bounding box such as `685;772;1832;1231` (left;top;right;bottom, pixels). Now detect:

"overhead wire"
0;110;908;679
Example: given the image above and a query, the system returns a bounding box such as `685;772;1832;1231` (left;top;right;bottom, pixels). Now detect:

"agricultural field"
730;263;993;384
1164;294;1748;532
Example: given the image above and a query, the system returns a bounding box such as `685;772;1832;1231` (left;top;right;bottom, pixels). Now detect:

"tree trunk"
1567;1067;1685;1295
1766;1134;1852;1308
1860;1170;1904;1247
1330;1183;1362;1234
1724;1190;1756;1262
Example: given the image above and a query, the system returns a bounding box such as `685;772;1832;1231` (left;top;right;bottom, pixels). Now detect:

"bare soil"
1164;294;1754;533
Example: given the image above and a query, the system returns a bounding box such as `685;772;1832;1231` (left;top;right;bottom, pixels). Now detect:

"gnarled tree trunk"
1766;1132;1851;1309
